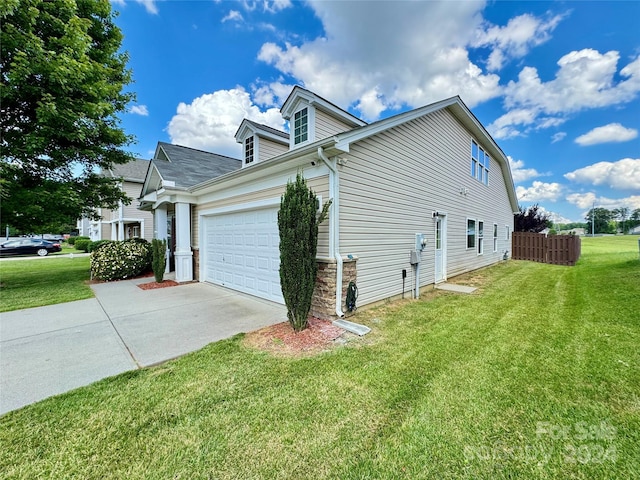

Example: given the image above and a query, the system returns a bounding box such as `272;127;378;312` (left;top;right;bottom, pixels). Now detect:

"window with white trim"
467;219;476;249
471;140;489;185
245;136;254;165
294;107;308;145
478;221;484;255
493;223;498;252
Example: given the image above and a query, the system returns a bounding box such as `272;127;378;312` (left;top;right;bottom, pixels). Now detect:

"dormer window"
293;108;308;145
245;136;254;164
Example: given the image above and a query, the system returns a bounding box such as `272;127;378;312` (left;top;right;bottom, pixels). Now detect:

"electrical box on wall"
415;233;427;251
410;250;420;265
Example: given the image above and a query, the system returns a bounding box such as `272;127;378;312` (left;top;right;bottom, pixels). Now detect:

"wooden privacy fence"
512;232;581;266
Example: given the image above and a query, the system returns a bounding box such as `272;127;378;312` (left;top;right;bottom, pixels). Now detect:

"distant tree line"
515;205;640;235
571;207;640;235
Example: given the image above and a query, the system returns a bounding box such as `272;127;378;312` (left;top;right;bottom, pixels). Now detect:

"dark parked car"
0;238;62;257
42;234;66;243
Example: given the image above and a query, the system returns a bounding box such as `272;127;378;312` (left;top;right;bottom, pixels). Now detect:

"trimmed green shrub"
90;239;152;281
151;238;167;283
68;235;89;246
74;239;91;252
88;240;114;253
278;172;330;332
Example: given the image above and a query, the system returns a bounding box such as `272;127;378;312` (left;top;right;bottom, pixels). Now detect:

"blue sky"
112;0;640;223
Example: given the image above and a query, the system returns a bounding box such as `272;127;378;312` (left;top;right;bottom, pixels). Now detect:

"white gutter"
317;147;345;318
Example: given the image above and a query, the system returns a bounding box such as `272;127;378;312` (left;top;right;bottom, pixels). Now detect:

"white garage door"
203;207;283;304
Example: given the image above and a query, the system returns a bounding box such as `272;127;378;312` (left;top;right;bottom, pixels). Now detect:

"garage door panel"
203;207;283;304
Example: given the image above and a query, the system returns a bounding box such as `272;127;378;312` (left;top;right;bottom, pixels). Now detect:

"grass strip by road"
0;256;92;312
0;236;638;479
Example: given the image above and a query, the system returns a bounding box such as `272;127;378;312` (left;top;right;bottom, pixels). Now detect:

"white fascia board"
236;120;288;145
282;86;366;128
196;162;330;206
167;192;195;204
281;87;314;119
139;190;158;203
309;98;366;128
140;163;164;198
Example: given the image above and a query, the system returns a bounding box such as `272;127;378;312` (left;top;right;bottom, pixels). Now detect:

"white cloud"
135;0;158;15
508;156;545;183
566;192;597;210
472;13;566;71
516;181;563;202
564;158;640;190
551;132;566;143
251;80;294;107
489;50;640;137
222;10;243;23
575;123;638;146
129;105;149;116
263;0;292;13
534;205;573;224
166;88;285;158
567;192;640;211
235;0;291;13
257;1;506;120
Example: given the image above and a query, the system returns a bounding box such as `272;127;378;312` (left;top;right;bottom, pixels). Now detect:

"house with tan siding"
139;86;518;318
80;159;154;242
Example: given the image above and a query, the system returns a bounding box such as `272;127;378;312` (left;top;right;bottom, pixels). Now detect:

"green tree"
277;172;330;332
585;208;615;234
514;204;551;232
1;0;134;233
151;238;167;283
613;207;630;234
630;208;640;230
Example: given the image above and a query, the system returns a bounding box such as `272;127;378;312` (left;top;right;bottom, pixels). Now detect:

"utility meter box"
410;250;420;265
415;233;427;251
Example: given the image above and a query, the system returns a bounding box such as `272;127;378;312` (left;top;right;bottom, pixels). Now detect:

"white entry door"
203;207;283;304
435;215;446;283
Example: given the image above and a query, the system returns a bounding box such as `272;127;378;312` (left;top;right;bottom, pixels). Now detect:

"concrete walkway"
0;277;285;415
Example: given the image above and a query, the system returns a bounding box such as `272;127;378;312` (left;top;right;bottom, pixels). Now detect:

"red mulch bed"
244;316;345;357
137;279;179;290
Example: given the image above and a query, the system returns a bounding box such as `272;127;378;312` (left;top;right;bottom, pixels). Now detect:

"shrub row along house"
138;86;518;320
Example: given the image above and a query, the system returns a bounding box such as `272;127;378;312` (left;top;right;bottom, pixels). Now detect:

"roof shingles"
154;142;241;189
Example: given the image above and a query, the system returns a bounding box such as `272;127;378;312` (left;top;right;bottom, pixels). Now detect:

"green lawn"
1;236;638;479
0;256;93;312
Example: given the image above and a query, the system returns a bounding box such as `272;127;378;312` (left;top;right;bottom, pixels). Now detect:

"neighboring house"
629;225;640;235
79;158;154;241
139;86;518;320
564;228;586;236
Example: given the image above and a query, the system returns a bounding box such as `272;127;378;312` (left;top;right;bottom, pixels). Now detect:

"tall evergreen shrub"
278;172;330;332
151;238;167;283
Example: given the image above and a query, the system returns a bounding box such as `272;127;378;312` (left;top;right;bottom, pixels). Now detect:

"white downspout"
318;147;345;318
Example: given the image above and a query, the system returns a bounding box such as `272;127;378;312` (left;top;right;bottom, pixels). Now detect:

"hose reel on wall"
346;281;358;312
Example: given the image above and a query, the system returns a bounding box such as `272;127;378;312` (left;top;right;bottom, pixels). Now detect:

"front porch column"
174;202;193;282
117;201;125;240
154;206;170;273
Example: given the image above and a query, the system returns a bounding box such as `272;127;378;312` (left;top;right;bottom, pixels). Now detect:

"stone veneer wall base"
310;256;358;321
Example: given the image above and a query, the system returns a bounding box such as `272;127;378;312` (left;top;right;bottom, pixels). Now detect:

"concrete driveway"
0;277;285;415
